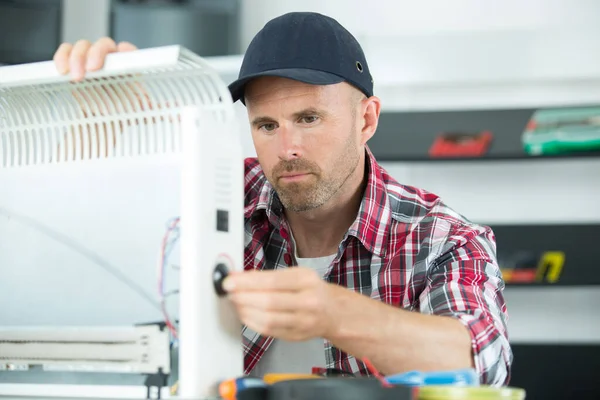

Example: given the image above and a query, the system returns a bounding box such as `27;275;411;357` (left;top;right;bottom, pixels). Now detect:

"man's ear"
360;96;381;145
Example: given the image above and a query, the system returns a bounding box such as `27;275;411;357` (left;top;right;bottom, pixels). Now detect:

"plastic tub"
418;386;525;400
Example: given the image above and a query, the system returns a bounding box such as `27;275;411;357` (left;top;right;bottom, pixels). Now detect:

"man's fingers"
229;291;303;312
86;37;118;71
53;38;138;79
53;43;73;75
224;268;319;292
69;39;93;81
117;41;138;52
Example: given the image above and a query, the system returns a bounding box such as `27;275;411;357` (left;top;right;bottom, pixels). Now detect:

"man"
54;12;512;386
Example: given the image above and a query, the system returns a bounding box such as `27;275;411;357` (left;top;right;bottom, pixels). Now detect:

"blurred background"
1;0;600;398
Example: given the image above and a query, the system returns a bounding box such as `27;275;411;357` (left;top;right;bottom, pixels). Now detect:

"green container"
418;385;526;400
522;106;600;155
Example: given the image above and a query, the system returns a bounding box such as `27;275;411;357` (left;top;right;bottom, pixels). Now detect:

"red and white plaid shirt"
242;146;512;386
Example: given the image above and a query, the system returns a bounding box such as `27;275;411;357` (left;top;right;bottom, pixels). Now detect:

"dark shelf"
510;344;600;400
370;107;600;163
493;224;600;287
376;151;600;163
505;283;600;288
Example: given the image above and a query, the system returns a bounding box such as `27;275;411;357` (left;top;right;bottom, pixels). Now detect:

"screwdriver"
219;377;266;400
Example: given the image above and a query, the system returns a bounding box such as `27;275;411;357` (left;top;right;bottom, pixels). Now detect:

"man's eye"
300;116;319;124
260;123;277;132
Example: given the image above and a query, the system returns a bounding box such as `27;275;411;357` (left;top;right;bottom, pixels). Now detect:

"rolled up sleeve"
419;227;513;386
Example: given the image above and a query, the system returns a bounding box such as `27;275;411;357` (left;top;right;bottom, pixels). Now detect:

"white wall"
240;0;600;49
61;0;111;43
238;1;600;112
503;287;600;344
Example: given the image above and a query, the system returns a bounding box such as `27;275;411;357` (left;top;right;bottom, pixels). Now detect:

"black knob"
213;263;230;297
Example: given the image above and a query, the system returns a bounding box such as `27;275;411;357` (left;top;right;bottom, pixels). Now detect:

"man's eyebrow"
292;108;327;119
251;116;276;127
251;108;328;127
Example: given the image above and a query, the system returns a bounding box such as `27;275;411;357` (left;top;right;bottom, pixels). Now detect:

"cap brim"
228;68;345;103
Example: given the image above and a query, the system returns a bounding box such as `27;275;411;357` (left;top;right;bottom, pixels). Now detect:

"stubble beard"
272;133;361;213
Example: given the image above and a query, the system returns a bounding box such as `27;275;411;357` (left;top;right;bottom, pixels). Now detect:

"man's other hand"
224;267;341;341
53;37;137;81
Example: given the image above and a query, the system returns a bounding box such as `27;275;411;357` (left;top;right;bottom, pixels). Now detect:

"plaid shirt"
242;146;512;386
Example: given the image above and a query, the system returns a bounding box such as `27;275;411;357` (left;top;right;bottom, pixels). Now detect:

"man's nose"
277;125;303;161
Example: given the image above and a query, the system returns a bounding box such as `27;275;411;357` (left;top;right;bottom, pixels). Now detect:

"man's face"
245;77;364;212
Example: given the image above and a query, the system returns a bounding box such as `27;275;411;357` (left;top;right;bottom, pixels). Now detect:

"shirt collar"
247;170;285;232
346;146;392;257
248;145;392;257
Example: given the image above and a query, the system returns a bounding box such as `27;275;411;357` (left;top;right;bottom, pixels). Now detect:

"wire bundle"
157;217;181;339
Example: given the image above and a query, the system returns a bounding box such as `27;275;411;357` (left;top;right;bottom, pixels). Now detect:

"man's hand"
51;37;155;160
53;37;137;81
222;265;478;378
223;267;340;341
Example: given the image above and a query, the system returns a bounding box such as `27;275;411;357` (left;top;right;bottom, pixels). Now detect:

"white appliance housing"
0;45;244;399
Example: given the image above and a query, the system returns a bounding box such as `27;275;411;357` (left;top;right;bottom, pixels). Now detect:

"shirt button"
284;253;292;265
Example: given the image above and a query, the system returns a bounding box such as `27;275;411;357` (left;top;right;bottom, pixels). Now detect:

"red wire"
158;218;179;295
161;300;179;339
158;218;180;339
362;358;392;388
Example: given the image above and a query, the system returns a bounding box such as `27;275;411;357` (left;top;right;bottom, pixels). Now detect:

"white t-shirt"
250;239;335;377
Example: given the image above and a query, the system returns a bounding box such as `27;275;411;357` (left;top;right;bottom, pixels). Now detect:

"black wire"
163;289;180;297
0;207;160;311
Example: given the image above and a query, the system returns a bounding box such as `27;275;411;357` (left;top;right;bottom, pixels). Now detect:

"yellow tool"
536;251;566;283
262;373;322;385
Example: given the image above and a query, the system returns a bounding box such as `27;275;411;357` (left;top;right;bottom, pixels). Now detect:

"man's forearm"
324;284;474;375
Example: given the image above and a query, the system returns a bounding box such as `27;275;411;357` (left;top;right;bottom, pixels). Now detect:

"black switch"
213;263;230;296
216;209;229;232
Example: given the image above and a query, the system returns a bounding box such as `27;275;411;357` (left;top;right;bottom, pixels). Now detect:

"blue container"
384;368;479;387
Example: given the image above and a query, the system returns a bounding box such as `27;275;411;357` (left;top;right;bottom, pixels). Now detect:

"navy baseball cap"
228;12;374;104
